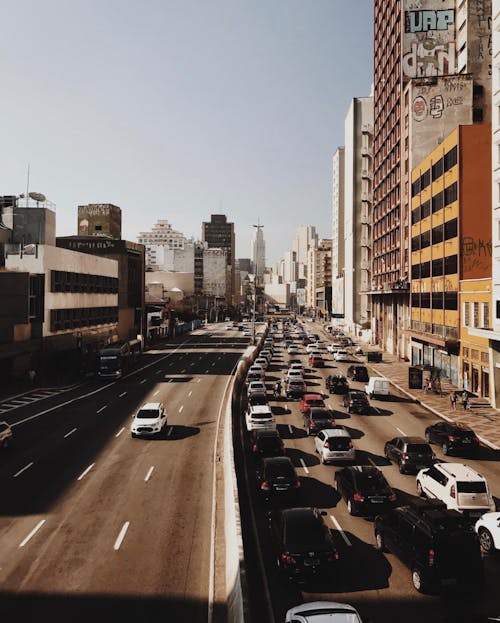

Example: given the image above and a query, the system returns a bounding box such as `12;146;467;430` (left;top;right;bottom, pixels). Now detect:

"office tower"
78;203;122;239
250;224;266;278
202;214;235;304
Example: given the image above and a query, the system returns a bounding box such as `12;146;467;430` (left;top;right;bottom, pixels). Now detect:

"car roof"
397;436;428;444
249;405;272;414
139;402;162;410
287;601;360;622
324;427;350;437
304;393;323;400
263;456;293;467
435;463;485;480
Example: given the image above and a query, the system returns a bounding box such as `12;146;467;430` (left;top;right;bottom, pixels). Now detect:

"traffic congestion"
238;317;500;623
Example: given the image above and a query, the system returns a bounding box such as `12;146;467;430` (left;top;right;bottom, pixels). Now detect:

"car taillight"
472;436;479;443
328;551;340;561
281;553;296;565
389;493;397;502
353;492;365;502
428;548;435;567
450;484;455;498
401;453;409;460
348;441;353;448
293;479;301;488
448;435;459;441
252;444;258;452
261;481;270;491
324;441;330;449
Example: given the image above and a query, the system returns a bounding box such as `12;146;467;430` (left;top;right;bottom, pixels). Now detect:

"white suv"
475;512;500;554
131;402;167;438
0;421;13;449
245;405;276;432
416;463;495;518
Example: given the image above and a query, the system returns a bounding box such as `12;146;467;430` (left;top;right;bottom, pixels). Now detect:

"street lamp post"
252;223;264;345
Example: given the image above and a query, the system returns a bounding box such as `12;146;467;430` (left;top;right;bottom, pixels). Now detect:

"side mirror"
320;510;327;516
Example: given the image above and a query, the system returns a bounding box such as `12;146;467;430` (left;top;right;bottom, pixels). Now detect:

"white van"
365;377;390;399
416;463;495;518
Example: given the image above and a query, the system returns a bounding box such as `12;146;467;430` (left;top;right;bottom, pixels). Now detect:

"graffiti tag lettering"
405;9;455;33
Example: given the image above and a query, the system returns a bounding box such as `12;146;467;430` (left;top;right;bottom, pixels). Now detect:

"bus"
98;339;142;379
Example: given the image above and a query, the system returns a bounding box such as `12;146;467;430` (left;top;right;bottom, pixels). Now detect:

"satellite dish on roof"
29;192;46;202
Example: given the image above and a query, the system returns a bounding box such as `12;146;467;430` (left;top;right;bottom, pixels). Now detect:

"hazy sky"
1;0;373;264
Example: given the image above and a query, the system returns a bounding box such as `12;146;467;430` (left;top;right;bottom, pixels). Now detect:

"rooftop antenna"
25;163;30;207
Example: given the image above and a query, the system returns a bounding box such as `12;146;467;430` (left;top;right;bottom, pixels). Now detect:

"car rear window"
249;394;268;405
267;463;295;479
259;438;281;450
308;400;324;407
311;410;330;420
407;444;433;454
252;411;272;420
456;481;487;494
328;437;352;450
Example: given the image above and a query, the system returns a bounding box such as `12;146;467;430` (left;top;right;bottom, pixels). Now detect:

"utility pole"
252;223;264;344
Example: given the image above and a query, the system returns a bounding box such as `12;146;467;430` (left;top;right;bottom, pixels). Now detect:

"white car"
254;357;269;370
306;343;320;354
334;350;350;362
285;601;363;623
247;381;267;396
225;324;232;330
131;402;167;438
260;350;273;362
243;329;251;337
285;369;304;382
475;512;500;554
249;365;265;379
416;463;495;517
245;405;276;432
287;344;299;354
289;362;305;374
314;428;356;464
327;342;343;354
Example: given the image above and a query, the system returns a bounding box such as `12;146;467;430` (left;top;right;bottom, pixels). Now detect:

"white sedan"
287;344;299;354
286;602;363;623
285;369;304;382
327;343;343;354
334;350;350;362
247;381;267;396
245;406;276;432
475;512;500;554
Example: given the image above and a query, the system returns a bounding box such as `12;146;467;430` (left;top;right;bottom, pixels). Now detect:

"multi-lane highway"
0;326;248;623
237;320;500;623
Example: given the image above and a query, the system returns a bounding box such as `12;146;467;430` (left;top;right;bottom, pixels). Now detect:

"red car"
308;354;325;368
300;393;326;414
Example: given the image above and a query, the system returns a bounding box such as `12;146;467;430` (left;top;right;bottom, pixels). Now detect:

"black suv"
258;457;301;503
424;421;480;456
248;392;269;407
374;499;484;593
346;365;369;382
342;390;370;414
251;429;285;457
269;507;339;582
334;466;397;516
303;407;335;436
384;436;435;474
325;375;349;395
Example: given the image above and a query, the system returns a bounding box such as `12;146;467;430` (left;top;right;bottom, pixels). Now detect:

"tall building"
344;97;374;335
250;224;266;278
372;0;492;357
78;203;122;239
292;225;317;279
306;239;333;315
137;219;188;267
202;214;235;305
331;149;345;319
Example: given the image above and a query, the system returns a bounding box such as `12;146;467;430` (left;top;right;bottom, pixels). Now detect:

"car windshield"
267;463;295;478
311;410;331;420
137;409;160;419
249;394;268;405
358;473;388;492
457;481;487;493
329;437;351;450
308;400;325;408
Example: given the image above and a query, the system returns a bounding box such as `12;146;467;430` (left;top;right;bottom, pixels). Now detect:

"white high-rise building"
250;225;266;278
138;219;188;267
292;225;317;279
331;148;345;318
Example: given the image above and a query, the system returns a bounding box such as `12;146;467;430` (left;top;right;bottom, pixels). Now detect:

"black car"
286;379;307;399
374;498;484;593
325;375;349;395
248;392;269;407
334;466;397;516
258;457;300;503
303;407;336;436
346;365;369;382
424;421;480;456
269;507;339;582
384;436;435;473
251;429;285;457
342;390;370;414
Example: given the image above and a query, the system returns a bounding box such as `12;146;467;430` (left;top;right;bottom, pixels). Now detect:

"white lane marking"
372;406;381;414
119;392;127;398
368;457;377;467
285;404;288;411
77;463;95;481
140;379;147;384
13;462;34;478
64;427;77;439
167;426;173;436
288;424;293;435
179;405;184;414
155;369;163;375
144;466;154;482
188;390;193;397
115;427;125;437
19;519;46;548
330;514;352;546
169;379;174;383
299;458;310;474
211;362;215;367
197;378;201;383
114;521;130;550
153;390;160;397
396;426;406;435
97;405;107;413
205;369;210;373
181;369;186;373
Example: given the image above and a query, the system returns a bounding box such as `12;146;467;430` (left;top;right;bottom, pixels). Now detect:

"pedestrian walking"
28;369;36;385
449;390;458;410
462;391;469;411
425;378;432;393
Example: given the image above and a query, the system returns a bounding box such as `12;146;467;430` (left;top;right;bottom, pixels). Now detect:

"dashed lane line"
77;463;95;481
97;405;107;414
140;379;147;384
188;390;192;397
119;392;127;398
115;427;125;437
153;390;160;397
288;424;293;435
396;426;406;435
167;426;173;436
330;514;352;546
13;462;34;478
19;520;46;548
299;458;309;474
144;466;154;482
179;405;184;414
114;521;130;551
64;428;77;439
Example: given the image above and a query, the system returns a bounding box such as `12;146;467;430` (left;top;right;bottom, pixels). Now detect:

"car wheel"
412;568;426;593
131;432;137;438
375;531;385;552
398;461;406;474
347;499;357;516
442;443;449;456
425;432;431;444
3;437;10;449
321;454;325;464
347;407;351;414
478;527;495;555
416;481;425;497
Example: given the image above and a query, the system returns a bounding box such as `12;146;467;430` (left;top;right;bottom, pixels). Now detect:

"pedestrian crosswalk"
0;387;69;415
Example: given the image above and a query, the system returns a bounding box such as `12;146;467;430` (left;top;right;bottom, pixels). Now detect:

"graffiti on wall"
412;77;471;123
461;236;492;274
403;39;456;78
405;9;455;33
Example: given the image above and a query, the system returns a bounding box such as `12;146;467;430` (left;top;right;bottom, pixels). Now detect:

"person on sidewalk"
462;391;470;411
449;390;458;410
28;369;36;385
425;378;432;393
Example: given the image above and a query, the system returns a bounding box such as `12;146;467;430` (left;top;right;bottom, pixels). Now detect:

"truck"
365;377;390;399
98;338;142;379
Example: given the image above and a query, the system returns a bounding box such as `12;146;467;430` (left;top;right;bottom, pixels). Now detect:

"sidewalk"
316;322;500;450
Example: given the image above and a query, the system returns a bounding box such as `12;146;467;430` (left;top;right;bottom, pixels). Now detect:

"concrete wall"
145;271;195;296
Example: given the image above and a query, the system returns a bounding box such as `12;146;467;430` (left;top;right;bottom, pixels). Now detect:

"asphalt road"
0;325;248;623
238;323;500;623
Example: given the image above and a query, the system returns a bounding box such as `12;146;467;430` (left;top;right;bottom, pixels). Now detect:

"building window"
432;258;444;276
432;191;444;213
464;302;470;326
444;146;457;171
432;223;444;244
463;347;470;358
421;230;430;249
432;158;444;180
421;169;431;190
444;255;458;275
444;292;458;310
497;300;500;319
444;218;458;240
483;302;490;329
473;301;479;328
421;200;431;219
444;182;457;205
420;261;430;278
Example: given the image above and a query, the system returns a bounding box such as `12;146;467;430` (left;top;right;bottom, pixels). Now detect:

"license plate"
275;486;289;491
304;558;320;567
441;578;457;586
370;498;384;503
